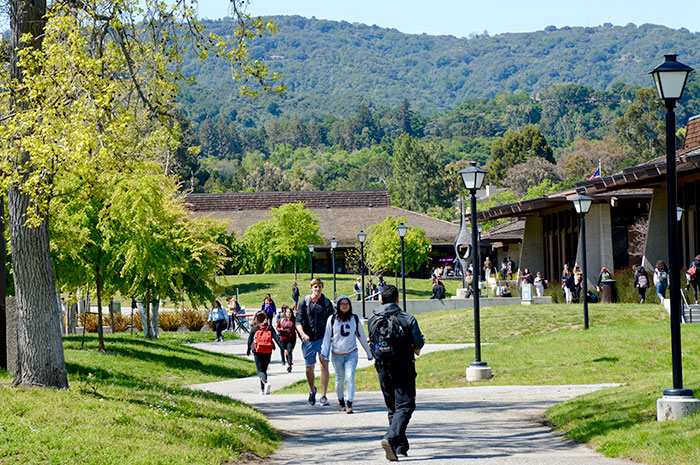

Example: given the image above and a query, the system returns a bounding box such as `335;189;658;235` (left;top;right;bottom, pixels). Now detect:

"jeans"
332;351;359;402
376;359;416;454
656;282;667;300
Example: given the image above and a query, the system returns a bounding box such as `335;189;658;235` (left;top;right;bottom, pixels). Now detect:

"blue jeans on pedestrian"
331;351;359;402
656;282;667;300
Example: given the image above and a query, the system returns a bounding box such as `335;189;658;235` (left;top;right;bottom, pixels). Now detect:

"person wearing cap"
320;295;372;414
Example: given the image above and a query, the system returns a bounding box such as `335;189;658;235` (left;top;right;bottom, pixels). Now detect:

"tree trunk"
67;302;77;335
9;188;68;388
151;298;159;339
95;264;105;352
0;198;6;370
108;297;114;333
145;284;152;339
8;0;67;388
136;298;147;334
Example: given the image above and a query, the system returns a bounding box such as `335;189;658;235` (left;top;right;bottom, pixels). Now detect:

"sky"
196;0;700;37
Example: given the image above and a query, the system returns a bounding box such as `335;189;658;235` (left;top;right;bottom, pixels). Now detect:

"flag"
588;162;601;180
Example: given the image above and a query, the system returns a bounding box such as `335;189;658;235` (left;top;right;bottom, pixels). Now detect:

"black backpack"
369;312;410;361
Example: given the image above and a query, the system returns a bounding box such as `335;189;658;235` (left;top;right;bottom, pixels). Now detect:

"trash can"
600;279;616;303
521;283;534;304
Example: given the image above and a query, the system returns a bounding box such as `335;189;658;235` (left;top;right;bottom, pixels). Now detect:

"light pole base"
657;390;700;421
466;362;492;382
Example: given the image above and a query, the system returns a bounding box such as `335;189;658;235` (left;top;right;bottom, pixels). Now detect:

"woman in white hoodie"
321;295;372;414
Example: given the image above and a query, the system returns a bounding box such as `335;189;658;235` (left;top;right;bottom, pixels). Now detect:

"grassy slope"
0;332;278;465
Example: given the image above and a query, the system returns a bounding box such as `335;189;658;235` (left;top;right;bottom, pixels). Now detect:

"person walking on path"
291;282;300;307
320;295;373;414
653;260;668;304
368;284;425;461
534;271;546;297
561;264;574;304
276;305;298;372
246;311;283;395
208;300;228;342
686;255;700;304
296;278;334;406
261;294;276;326
634;266;650;304
353;278;362;301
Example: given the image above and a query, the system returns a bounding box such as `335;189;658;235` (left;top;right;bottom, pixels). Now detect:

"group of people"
242;278;424;461
352;275;386;301
207;296;244;342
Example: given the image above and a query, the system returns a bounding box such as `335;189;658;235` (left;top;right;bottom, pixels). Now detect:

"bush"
108;313;130;332
159;311;182;331
179;308;207;331
79;313;99;332
131;312;143;331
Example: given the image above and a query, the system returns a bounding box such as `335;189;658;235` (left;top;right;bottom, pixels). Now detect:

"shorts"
302;339;324;367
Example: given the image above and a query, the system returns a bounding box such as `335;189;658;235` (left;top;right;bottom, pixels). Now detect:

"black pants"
376;360;416;454
691;282;700;303
638;287;647;302
281;339;296;366
214;319;226;340
254;352;272;390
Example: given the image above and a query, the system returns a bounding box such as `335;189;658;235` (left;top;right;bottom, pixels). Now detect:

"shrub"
159;311;182;331
179;308;207;331
79;313;99;332
108;313;130;332
131;312;143;331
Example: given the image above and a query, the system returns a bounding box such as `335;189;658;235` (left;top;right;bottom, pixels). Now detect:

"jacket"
276;318;297;342
208;306;227;322
297;294;334;341
246;323;282;355
368;303;424;362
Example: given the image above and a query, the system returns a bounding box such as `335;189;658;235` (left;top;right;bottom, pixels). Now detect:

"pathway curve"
188;336;636;465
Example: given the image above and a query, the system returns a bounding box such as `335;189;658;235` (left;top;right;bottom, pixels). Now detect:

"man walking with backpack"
296;278;335;406
369;284;424;461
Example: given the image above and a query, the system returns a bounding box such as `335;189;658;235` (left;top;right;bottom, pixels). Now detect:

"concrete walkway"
188;335;637;465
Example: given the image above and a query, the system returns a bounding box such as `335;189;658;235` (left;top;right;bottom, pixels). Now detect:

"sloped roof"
681;114;700;155
481;218;525;241
185;191;459;247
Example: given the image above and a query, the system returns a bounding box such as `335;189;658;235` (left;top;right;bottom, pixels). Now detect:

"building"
185;190;459;276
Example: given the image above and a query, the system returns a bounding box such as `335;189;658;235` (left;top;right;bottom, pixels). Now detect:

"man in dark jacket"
296;278;334;406
369;285;425;461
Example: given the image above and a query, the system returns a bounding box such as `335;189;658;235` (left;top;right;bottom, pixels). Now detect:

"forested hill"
179;16;700;125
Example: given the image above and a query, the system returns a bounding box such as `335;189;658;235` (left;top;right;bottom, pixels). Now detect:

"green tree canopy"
365;216;431;274
487;125;554;184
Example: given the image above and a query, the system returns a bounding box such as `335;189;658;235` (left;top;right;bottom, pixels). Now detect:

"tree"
614;87;665;166
502;158;562;197
243;162;291;191
388;135;451;213
0;0;279;386
487;125;554;184
364;216;431;275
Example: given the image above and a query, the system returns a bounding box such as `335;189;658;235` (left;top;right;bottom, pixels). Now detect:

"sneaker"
259;389;265;395
264;382;272;395
381;439;398;461
287;365;292;373
345;401;353;414
396;447;408;457
308;386;317;406
320;395;329;406
338;399;346;411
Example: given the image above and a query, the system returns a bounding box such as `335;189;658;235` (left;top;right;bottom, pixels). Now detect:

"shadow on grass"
220;281;274;296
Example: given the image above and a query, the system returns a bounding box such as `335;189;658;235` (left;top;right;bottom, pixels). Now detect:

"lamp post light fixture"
572;195;593;330
330;238;338;300
396;223;408;311
650;54;700;421
458;161;491;382
677;206;685;222
308;244;315;280
358;231;367;318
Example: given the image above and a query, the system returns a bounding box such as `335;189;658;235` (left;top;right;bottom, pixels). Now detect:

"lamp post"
572;195;593;330
330;238;338;300
396;223;408;311
358;231;367;318
458;161;491;382
650;54;699;420
308;244;315;280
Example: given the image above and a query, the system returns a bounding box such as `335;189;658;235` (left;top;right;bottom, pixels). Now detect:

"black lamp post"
396;223;408;311
308;244;315;280
458;161;491;380
358;231;367;318
572;195;593;330
330;238;338;300
650;54;694;399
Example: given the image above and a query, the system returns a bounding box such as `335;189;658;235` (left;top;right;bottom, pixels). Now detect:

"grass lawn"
282;302;700;464
214;273;439;309
0;332;279;465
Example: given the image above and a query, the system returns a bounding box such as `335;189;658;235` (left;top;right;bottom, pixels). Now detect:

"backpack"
638;274;648;288
658;270;668;283
254;324;274;354
688;264;699;282
369;312;410;361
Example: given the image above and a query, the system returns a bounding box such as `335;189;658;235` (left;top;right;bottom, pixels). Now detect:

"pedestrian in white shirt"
320;295;372;414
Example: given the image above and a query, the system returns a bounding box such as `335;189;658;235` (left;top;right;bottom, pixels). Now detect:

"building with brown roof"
185;190;459;276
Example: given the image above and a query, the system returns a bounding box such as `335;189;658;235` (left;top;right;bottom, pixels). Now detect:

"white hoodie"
320;313;372;360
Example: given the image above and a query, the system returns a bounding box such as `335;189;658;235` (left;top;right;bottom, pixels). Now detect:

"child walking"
247;311;283;395
320;295;372;414
276;305;298;372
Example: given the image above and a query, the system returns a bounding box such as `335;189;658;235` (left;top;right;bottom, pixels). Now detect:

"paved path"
188;335;636;465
